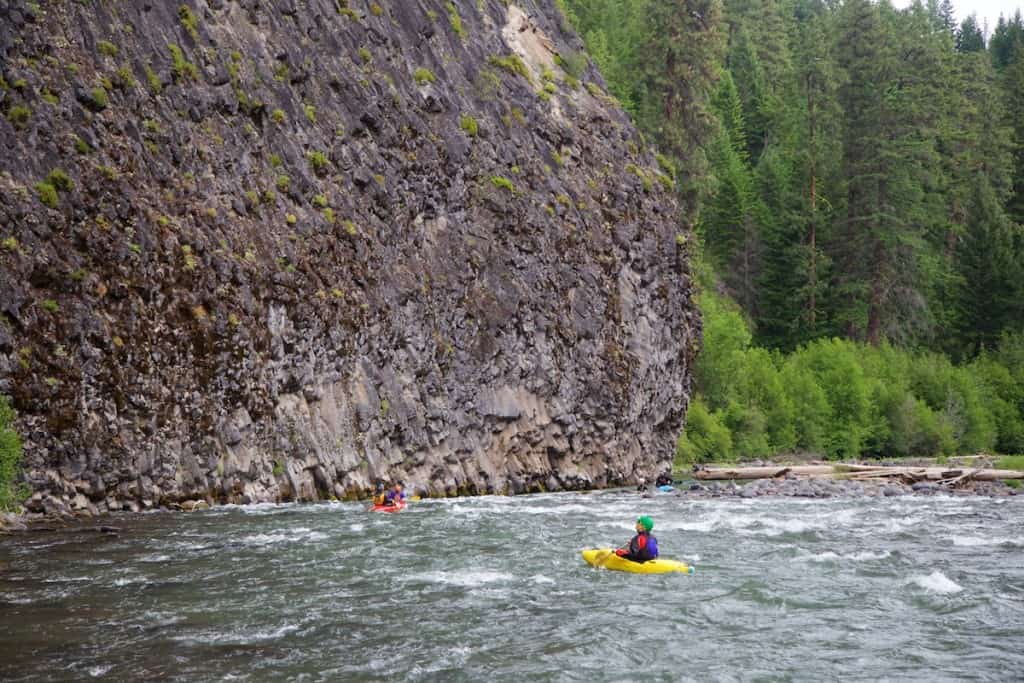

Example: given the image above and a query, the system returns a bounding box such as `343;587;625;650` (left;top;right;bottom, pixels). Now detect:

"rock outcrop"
0;0;700;514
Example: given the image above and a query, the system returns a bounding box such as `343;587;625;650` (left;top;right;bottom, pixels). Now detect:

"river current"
1;490;1022;681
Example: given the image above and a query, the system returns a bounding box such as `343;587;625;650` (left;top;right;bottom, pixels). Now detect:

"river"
1;490;1022;681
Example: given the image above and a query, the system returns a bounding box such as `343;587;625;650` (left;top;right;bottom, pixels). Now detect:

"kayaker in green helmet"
614;515;659;563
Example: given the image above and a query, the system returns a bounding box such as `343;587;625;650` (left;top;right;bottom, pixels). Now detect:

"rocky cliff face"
0;0;700;515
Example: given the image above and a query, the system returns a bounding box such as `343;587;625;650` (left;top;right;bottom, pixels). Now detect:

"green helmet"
637;515;654;532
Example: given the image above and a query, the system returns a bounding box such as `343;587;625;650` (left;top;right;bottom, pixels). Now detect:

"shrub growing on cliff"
555;51;588;80
35;182;58;208
144;62;163;93
0;396;25;511
179;5;199;41
168;44;198;83
459;113;478;136
308;150;328;172
97;40;119;57
47;169;73;192
489;54;532;84
6;105;31;129
414;68;436;85
490;176;514;192
446;1;466;39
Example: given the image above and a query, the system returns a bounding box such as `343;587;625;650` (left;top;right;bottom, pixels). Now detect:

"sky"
955;1;1022;31
893;0;1023;34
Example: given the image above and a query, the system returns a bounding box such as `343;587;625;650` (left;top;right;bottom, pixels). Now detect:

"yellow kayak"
581;548;694;574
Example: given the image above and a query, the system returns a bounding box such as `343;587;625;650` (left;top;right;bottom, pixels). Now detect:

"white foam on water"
138;554;171;563
174;623;300;645
660;509;831;537
238;532;292;546
495;503;600;516
950;535;1020;547
113;576;146;587
140;610;183;627
531;574;555;584
411;569;515;587
349;523;365;533
409;646;472;675
744;517;819;536
795;547;892;563
239;527;323;546
647;519;716;533
910;570;963;594
880;516;925;534
45;575;91;583
233;502;295;514
88;665;112;678
83;558;115;566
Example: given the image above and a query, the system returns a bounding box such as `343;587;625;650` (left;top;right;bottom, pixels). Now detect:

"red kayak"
370;500;407;512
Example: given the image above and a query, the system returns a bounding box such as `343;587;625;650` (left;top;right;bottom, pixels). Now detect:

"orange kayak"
370;500;407;512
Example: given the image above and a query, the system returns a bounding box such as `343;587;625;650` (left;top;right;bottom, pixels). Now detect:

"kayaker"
383;482;406;507
614;516;658;563
655;471;673;487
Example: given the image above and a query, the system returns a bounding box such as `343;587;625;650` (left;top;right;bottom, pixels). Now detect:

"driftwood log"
694;464;1024;487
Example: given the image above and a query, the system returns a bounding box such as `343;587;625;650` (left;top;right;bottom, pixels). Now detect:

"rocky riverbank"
669;476;1021;499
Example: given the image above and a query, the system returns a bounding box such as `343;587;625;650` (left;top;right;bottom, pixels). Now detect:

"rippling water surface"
2;490;1023;681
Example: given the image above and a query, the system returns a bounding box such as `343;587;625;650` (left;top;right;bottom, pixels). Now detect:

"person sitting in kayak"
655;471;673;487
382;482;406;507
372;480;386;506
614;516;658;563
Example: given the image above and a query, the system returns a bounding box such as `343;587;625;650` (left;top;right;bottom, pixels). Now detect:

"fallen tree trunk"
694;465;1024;482
692;466;837;480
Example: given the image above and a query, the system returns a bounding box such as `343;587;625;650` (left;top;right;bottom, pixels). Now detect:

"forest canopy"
559;0;1024;460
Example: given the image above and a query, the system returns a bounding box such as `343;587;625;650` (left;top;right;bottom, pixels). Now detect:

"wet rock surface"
0;1;699;513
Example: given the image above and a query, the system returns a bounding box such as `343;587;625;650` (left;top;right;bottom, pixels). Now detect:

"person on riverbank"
383;482;406;507
615;516;658;563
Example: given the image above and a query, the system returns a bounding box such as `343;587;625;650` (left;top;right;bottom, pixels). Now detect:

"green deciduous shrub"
676;397;733;465
0;396;25;511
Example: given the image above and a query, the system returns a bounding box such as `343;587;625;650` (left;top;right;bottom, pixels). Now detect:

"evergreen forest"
559;0;1024;462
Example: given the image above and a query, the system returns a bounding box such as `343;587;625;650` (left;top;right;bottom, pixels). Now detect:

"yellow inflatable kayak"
582;548;694;574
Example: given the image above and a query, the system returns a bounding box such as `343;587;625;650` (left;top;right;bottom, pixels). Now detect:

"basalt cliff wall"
0;0;700;515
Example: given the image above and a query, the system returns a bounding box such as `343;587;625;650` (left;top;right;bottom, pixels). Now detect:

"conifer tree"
638;0;726;222
956;15;985;53
832;0;944;345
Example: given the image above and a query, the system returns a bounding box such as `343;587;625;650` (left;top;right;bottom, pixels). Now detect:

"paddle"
593;548;622;568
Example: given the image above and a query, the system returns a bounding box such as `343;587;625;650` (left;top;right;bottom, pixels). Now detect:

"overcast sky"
893;0;1023;34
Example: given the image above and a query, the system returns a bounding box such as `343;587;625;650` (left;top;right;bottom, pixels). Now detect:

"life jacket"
628;531;659;562
384;489;405;505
